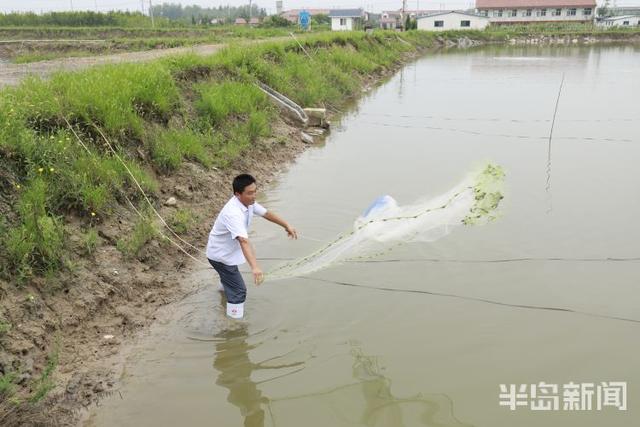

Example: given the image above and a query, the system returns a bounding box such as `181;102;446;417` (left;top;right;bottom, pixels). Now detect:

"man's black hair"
232;174;256;194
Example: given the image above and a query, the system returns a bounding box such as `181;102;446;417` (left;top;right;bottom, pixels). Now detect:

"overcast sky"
0;0;624;15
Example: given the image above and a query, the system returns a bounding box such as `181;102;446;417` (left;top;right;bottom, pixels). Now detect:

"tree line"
151;3;267;24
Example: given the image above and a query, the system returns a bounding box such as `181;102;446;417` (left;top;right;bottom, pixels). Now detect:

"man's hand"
252;267;264;285
285;225;298;240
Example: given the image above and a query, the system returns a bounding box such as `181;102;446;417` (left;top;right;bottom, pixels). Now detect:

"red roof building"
475;0;596;23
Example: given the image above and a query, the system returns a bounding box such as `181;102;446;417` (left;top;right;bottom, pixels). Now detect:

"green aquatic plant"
462;164;505;225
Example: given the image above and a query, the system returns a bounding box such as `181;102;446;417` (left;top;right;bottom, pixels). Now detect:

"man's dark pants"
208;259;247;304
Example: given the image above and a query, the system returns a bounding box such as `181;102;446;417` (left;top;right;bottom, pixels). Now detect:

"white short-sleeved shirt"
206;196;267;266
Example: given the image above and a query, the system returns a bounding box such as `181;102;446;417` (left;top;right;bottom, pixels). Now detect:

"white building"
417;11;490;31
329;8;366;31
598;15;640;27
476;0;596;24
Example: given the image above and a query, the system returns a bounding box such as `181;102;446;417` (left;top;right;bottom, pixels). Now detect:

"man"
206;174;298;319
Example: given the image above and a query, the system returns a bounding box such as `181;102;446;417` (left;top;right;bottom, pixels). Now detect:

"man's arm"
237;237;263;285
263;211;298;239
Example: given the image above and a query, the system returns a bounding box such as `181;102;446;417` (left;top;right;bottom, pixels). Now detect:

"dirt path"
0;41;244;87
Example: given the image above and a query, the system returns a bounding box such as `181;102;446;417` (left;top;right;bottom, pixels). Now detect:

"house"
608;6;640;16
379;16;400;29
249;17;261;26
380;9;440;28
417;10;490;31
598;15;640;27
280;9;330;24
475;0;597;24
382;9;440;20
234;18;247;25
329;9;366;31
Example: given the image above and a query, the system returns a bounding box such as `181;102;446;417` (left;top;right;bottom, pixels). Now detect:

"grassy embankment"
0;26;297;63
483;22;640;39
0;30;441;409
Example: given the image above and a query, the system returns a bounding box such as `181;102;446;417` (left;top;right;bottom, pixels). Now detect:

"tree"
597;0;611;17
261;15;292;28
312;14;331;25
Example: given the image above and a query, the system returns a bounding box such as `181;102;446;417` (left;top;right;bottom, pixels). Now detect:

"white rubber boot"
226;302;244;319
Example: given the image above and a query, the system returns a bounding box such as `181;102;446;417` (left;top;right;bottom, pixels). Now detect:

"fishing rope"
358;120;635;144
545;73;565;214
299;276;640;325
357;112;638;124
91;124;205;256
62;115;211;268
255;256;640;263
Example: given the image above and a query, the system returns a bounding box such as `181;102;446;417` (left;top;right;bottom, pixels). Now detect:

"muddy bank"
0;33;433;426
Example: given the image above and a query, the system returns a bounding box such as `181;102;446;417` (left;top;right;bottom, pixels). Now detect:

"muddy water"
86;45;640;427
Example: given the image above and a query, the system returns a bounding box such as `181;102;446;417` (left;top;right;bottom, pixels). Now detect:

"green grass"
28;350;58;404
146;128;213;172
0;24;298;63
5;178;64;275
81;229;99;255
12;51;93;64
0;372;17;398
195;81;270;124
116;212;158;258
0;320;10;336
484;22;640;38
0;30;442;281
0;347;59;405
169;209;196;234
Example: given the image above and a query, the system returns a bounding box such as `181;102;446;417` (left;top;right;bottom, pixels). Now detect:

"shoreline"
0;33;434;426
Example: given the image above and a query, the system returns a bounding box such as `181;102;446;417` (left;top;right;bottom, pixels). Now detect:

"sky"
0;0;630;15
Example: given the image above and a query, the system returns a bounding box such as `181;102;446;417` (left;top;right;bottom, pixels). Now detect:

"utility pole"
70;0;74;11
401;0;407;31
149;0;155;27
249;0;253;21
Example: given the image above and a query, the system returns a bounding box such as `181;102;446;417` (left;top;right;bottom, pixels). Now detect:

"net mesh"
266;164;505;281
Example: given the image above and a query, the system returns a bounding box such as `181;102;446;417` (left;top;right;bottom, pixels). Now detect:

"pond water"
86;44;640;427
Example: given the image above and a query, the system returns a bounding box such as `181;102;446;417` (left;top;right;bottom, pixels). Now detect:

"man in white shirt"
206;174;298;319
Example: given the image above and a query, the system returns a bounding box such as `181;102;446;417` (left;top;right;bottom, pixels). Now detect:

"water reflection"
230;341;474;427
213;322;306;427
214;324;266;426
349;343;472;427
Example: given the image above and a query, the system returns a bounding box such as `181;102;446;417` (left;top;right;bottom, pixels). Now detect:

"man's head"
233;174;257;207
